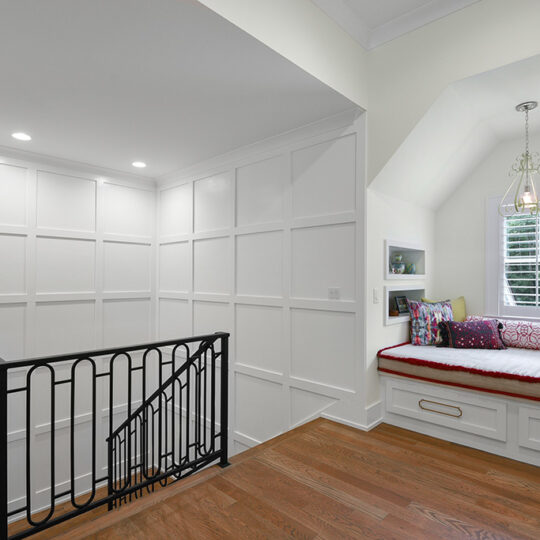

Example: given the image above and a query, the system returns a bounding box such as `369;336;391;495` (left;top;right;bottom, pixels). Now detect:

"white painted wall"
433;134;540;316
157;113;367;453
198;0;540;188
0;153;156;517
0;155;156;361
365;189;435;406
366;0;540;182
197;0;368;108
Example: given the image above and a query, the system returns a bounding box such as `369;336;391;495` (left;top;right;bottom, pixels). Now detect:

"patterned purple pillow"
407;300;453;346
438;320;506;349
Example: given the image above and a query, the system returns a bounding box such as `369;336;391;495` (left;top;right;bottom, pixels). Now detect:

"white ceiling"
0;0;355;179
370;54;540;209
312;0;479;49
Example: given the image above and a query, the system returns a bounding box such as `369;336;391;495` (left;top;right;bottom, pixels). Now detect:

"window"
502;213;540;309
486;197;540;318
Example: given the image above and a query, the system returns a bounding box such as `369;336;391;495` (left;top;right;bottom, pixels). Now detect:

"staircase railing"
0;332;229;539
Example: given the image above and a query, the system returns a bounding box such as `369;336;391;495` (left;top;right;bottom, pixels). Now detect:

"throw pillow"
422;296;467;322
438;320;505;349
466;316;540;350
407;300;453;346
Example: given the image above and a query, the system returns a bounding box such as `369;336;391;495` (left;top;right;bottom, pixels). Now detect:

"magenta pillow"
466;316;540;350
438;320;505;349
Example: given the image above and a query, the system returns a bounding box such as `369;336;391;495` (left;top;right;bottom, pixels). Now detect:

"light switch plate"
328;287;340;300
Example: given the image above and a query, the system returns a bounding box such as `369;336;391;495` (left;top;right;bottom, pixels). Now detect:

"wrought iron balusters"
0;332;229;539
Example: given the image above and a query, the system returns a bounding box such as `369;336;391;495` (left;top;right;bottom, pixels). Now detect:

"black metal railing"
0;332;229;539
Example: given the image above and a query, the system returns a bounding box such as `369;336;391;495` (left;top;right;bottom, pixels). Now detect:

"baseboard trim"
365;400;383;429
320;413;369;431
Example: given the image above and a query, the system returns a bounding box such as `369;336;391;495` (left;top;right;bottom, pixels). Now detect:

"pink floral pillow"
466;316;540;350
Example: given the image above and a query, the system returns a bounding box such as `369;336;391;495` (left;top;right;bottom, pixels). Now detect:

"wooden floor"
15;419;540;539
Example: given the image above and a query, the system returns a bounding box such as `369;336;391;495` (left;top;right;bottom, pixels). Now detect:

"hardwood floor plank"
255;451;387;520
284;433;540;539
10;420;540;539
212;476;318;540
312;422;540;513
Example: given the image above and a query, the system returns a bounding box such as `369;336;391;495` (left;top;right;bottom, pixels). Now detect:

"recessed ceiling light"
12;132;32;142
132;161;146;169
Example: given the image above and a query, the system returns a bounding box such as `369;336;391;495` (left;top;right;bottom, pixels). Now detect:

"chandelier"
499;101;540;216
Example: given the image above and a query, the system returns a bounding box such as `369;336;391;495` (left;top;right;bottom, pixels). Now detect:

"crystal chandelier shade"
499;101;540;216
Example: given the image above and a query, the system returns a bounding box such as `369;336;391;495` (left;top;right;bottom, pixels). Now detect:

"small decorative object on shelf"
395;295;409;314
390;253;406;274
385;240;425;280
405;262;416;275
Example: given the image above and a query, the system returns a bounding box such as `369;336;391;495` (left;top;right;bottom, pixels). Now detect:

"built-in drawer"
385;378;507;441
518;406;540;451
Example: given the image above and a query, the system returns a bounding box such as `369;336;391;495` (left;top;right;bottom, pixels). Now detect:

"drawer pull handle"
418;399;462;418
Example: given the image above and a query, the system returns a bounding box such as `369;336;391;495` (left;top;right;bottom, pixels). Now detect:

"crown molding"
0;145;157;187
313;0;479;50
369;0;480;49
158;107;362;187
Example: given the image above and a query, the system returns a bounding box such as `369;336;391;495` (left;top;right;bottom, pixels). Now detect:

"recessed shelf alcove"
385;285;425;326
385;240;426;280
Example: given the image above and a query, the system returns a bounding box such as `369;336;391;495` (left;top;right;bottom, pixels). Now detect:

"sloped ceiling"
369;54;540;209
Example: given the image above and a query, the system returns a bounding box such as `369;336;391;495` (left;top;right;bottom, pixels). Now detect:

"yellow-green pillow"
421;296;466;322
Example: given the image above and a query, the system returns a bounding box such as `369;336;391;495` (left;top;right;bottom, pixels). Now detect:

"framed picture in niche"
395;296;409;314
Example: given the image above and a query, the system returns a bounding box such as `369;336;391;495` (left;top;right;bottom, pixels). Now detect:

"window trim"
486;196;540;318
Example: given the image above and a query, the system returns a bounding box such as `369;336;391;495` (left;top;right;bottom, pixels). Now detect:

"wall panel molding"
0;154;157;360
157;115;366;453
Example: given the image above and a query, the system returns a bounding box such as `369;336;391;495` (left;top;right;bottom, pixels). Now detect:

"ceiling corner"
311;0;370;50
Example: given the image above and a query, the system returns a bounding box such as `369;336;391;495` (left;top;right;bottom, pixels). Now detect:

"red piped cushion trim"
378;368;540;402
377;343;540;383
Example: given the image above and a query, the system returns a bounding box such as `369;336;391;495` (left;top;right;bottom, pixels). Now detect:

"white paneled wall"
0;155;157;516
158;115;366;453
0;158;156;359
1;113;367;515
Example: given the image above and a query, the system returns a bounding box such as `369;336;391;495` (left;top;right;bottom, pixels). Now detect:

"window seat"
378;343;540;401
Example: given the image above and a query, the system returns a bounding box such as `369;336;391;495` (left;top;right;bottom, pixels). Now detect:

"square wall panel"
103;242;151;292
103;183;154;237
194;173;232;233
158;299;191;340
193;237;230;295
0;163;26;226
290;387;336;426
37;171;96;232
159;242;190;292
0;234;25;294
235;304;283;374
193;301;231;336
103;299;151;348
291;223;355;301
0;304;25;360
236;231;283;297
235;373;282;442
291;309;355;391
35;301;95;356
159;183;192;237
292;135;356;218
236;156;286;226
36;237;95;293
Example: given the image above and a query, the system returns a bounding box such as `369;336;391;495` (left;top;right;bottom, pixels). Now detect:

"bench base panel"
380;373;540;467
